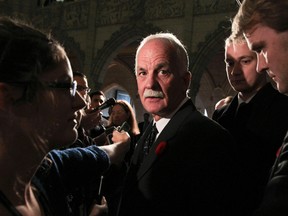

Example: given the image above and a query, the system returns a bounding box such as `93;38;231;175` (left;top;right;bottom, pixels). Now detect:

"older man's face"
135;40;190;120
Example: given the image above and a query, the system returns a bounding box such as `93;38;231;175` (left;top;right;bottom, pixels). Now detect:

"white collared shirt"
236;93;256;112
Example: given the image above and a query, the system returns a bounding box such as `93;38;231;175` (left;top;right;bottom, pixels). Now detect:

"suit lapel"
137;100;196;180
217;96;238;128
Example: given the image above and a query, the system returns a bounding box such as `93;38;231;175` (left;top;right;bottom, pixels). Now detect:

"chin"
145;107;161;115
59;131;78;148
278;85;288;94
70;129;78;143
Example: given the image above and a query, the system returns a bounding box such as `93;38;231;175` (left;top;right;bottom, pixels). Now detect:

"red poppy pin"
276;146;282;157
155;141;167;156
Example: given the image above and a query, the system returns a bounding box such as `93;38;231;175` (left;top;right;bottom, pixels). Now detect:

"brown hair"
108;100;140;136
0;16;67;101
232;0;288;39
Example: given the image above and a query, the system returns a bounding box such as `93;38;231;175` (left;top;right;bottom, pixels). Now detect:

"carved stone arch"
91;22;162;87
190;20;231;99
53;29;85;73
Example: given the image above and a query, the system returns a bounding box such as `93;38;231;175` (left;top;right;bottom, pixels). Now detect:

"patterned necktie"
143;123;158;158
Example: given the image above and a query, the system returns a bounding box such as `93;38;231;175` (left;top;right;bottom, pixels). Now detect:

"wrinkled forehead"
136;39;184;70
138;39;174;57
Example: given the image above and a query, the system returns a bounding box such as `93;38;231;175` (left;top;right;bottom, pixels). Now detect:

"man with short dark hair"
88;90;109;138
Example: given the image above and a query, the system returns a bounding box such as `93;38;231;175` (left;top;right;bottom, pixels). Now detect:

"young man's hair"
232;0;288;39
73;71;86;78
89;90;105;99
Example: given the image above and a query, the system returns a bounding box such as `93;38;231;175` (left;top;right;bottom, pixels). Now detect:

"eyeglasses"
77;85;91;93
46;80;78;97
2;80;78;99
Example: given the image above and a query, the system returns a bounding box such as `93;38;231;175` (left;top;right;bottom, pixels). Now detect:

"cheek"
166;77;183;94
283;74;288;89
38;102;61;132
137;82;145;99
137;80;144;91
41;105;75;148
25;93;75;149
38;94;67;131
227;70;232;79
242;67;251;77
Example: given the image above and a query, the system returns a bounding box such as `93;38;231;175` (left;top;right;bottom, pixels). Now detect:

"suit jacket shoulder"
255;132;288;216
212;96;238;122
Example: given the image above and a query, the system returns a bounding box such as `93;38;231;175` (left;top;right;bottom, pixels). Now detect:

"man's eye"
252;45;263;54
225;61;234;67
241;59;252;64
137;71;146;76
159;70;170;75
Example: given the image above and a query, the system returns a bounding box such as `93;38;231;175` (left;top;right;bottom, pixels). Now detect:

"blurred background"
1;0;239;120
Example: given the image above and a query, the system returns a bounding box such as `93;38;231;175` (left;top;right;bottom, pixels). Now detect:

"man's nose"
145;72;158;88
231;62;241;75
73;91;86;111
256;52;269;73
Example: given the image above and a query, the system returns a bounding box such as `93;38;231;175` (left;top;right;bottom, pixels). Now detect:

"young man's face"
244;23;288;94
90;94;105;109
225;41;266;94
73;75;90;99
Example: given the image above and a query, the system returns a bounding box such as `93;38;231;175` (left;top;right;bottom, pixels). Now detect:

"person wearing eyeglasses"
0;16;130;216
72;71;106;141
73;71;91;100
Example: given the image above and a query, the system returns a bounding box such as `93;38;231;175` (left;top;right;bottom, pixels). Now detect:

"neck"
0;133;46;207
238;91;255;102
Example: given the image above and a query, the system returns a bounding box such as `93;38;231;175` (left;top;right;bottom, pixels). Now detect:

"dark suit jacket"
212;83;288;216
117;99;236;216
254;132;288;216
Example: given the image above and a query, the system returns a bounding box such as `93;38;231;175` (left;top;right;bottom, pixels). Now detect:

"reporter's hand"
111;129;130;143
99;131;130;165
88;196;108;216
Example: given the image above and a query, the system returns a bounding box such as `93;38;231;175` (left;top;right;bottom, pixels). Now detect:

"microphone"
117;121;131;132
94;97;116;111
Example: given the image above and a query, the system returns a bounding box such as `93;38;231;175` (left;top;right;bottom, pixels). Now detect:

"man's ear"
0;83;13;108
184;71;192;88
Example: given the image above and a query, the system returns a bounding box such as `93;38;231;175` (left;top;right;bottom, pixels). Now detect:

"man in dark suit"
212;35;288;215
231;1;288;215
116;32;237;216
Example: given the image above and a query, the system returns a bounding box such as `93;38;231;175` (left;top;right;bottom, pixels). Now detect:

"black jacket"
213;83;288;216
254;132;288;216
117;99;236;216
